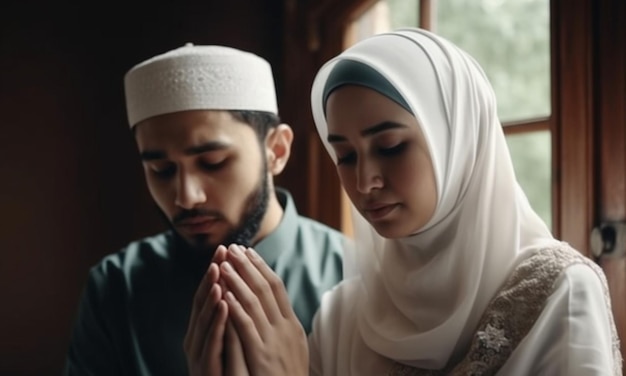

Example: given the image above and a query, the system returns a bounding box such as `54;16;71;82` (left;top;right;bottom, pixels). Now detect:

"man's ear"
265;124;293;175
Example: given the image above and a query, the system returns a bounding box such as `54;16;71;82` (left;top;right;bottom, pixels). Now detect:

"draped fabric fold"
310;28;557;369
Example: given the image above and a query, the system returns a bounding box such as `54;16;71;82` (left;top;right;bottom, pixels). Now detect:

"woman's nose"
356;159;384;194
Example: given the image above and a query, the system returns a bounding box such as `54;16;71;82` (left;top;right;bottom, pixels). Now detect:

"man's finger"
245;247;295;319
211;244;228;264
188;282;222;361
184;262;220;354
224;290;263;349
200;300;228;373
224;319;250;376
225;244;283;325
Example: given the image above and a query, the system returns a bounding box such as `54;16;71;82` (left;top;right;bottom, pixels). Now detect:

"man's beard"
160;163;271;255
220;169;269;248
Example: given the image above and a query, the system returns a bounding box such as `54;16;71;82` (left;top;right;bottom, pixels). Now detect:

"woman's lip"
364;204;398;220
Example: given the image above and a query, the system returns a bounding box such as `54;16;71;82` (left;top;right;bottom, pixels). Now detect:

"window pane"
358;0;551;123
352;1;554;231
352;1;419;41
436;0;551;122
506;130;552;229
387;0;419;29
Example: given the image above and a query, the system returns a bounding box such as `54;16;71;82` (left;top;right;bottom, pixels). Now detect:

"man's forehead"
134;110;258;155
136;110;251;136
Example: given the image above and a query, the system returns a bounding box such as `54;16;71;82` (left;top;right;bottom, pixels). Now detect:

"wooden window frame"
309;0;564;239
298;0;617;260
293;0;624;365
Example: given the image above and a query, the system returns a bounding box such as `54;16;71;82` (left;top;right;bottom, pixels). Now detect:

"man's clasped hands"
184;244;309;376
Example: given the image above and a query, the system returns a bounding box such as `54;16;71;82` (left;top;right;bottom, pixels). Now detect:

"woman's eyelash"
336;152;356;165
152;165;176;178
379;143;407;156
336;143;406;165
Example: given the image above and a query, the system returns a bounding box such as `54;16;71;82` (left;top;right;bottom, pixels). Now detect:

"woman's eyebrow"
327;121;408;143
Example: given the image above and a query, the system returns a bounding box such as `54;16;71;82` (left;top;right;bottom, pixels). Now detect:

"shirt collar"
254;187;298;267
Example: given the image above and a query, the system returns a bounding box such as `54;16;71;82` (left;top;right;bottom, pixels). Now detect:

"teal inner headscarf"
322;59;413;116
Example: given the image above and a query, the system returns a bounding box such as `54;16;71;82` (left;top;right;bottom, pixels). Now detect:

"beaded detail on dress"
387;242;622;376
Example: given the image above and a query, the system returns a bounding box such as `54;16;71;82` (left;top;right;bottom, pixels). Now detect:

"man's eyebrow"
327;121;408;143
139;141;231;161
184;141;230;155
140;150;166;161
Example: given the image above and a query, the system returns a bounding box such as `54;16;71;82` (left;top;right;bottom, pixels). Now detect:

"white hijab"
311;28;557;369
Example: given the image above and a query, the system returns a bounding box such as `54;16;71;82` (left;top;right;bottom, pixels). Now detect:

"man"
64;44;345;375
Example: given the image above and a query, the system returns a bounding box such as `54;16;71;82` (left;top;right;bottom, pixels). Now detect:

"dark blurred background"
2;0;625;375
0;1;288;374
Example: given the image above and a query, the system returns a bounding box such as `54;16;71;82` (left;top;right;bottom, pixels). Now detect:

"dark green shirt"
64;189;344;375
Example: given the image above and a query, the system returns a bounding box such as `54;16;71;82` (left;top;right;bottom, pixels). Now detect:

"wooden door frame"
289;0;602;241
283;0;625;366
281;0;378;230
594;0;626;364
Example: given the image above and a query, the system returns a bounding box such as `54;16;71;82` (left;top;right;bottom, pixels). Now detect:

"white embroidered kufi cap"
124;43;278;127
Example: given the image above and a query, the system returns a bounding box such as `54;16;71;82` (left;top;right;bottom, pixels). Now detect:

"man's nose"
175;173;207;209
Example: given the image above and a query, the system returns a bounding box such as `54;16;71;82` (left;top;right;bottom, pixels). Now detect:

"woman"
305;28;621;375
211;28;621;375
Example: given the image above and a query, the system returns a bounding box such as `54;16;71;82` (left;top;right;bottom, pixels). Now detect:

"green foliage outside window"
379;0;553;229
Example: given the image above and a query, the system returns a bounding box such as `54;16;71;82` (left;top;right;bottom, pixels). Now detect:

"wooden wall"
0;1;284;375
1;0;624;374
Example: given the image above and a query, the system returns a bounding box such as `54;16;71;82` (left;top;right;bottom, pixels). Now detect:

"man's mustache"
172;208;223;225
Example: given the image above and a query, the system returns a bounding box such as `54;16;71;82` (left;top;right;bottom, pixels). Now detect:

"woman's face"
325;85;437;238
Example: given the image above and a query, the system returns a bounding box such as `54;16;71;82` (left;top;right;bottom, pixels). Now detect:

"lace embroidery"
476;324;510;353
387;243;622;376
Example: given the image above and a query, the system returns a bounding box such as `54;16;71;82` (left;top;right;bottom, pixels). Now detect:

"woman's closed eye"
150;164;176;179
336;142;407;166
336;151;356;166
378;142;407;157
